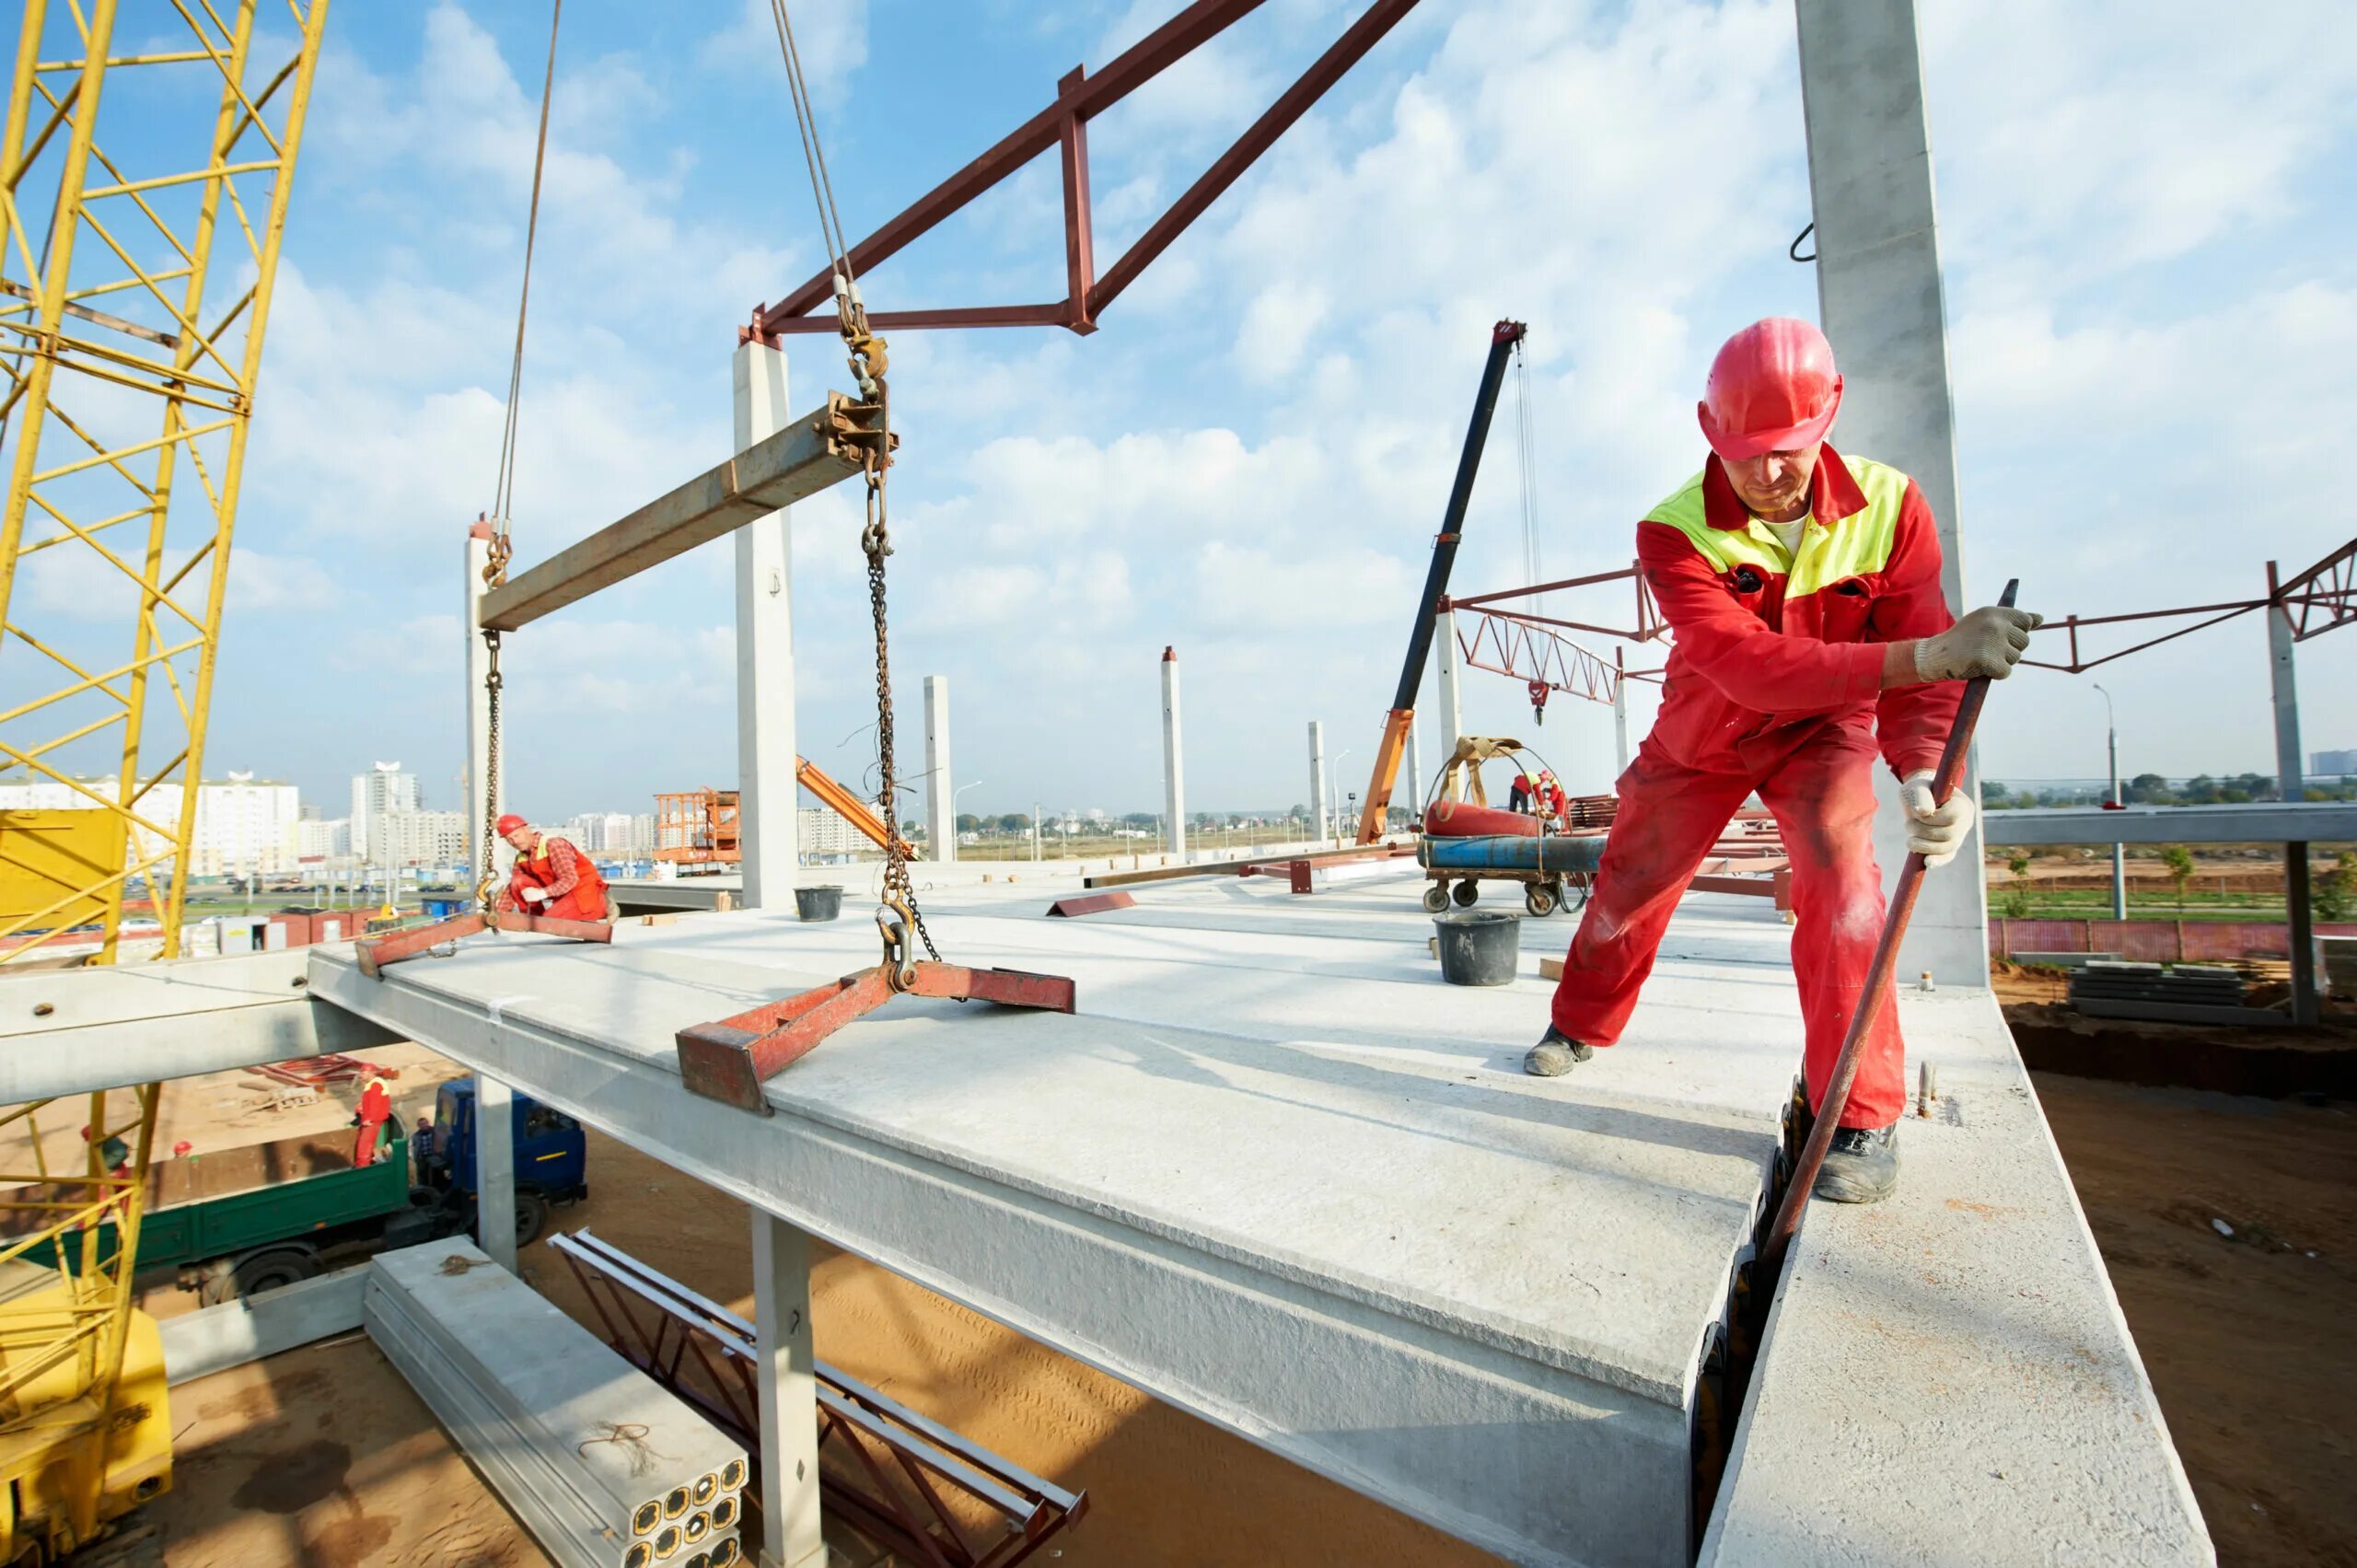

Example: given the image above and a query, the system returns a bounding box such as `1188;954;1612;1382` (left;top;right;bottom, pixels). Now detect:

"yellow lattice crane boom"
0;2;327;1555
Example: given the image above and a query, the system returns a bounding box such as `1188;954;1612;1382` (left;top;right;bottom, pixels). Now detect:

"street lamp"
2093;683;2125;919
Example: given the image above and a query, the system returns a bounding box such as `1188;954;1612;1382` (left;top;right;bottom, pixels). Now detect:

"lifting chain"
475;526;512;914
848;326;938;988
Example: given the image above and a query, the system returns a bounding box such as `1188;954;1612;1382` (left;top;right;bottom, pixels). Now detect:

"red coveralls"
504;833;612;923
1549;444;1960;1130
353;1079;390;1167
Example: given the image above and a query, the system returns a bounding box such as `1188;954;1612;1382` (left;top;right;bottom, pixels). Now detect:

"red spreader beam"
354;912;615;978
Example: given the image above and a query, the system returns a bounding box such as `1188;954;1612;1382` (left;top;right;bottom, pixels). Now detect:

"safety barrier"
1989;917;2357;962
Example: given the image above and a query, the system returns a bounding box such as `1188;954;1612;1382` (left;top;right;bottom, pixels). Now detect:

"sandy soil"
2036;1074;2357;1566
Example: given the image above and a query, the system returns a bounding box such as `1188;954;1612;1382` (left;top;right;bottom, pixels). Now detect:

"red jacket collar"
1701;442;1867;530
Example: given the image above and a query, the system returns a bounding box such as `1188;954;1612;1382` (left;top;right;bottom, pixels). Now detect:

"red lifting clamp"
675;898;1074;1114
354;910;614;978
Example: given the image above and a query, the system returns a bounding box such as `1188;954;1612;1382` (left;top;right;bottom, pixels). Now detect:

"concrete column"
2267;564;2317;1023
1308;721;1329;847
734;341;799;907
1404;718;1423;830
473;1074;516;1272
1434;610;1463;754
752;1210;823;1567
1612;649;1631;775
464;522;506;893
1161;647;1186;858
923;675;953;864
1797;0;1989;986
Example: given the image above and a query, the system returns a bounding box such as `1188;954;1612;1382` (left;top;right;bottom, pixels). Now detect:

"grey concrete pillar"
1404;718;1423;830
464;522;507;894
1434;610;1463;753
1612;650;1631;775
473;1074;516;1272
923;675;954;864
1308;721;1329;847
734;342;800;907
753;1210;823;1567
1797;0;1989;986
1162;647;1186;857
2268;565;2317;1023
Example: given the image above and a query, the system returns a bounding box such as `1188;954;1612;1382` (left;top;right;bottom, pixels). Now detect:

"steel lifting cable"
768;0;939;978
1512;334;1541;601
476;0;563;909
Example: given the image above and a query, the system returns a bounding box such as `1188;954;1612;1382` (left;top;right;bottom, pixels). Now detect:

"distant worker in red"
1527;318;2041;1203
494;814;616;923
352;1074;392;1166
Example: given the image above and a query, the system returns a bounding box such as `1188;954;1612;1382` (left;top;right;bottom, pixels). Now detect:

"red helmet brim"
1697;377;1841;461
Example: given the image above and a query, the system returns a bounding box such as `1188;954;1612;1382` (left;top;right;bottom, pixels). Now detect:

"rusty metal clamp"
876;896;918;993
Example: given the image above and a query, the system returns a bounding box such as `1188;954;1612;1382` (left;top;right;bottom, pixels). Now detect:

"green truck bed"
26;1134;412;1275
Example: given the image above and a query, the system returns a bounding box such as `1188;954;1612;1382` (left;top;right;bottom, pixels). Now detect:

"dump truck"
21;1078;588;1303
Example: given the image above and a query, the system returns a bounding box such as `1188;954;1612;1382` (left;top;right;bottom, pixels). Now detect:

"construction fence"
1989;918;2357;963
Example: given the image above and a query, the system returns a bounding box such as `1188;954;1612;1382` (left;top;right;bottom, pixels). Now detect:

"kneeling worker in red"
494;813;616;923
1528;318;2040;1204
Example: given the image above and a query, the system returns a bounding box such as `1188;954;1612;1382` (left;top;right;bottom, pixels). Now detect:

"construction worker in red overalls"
495;814;616;923
1527;318;2042;1203
352;1074;392;1166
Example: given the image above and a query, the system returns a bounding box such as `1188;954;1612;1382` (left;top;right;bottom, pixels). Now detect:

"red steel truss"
2025;538;2355;673
749;0;1421;341
550;1229;1086;1568
1440;564;1664;707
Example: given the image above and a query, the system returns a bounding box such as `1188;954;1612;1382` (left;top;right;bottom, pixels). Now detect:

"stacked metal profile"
366;1240;749;1568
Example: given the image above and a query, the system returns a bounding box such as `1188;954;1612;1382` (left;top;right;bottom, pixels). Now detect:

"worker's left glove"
518;886;548;904
1898;771;1974;868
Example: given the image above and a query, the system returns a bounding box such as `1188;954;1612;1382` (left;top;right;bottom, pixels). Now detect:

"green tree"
2313;850;2354;923
2159;843;2196;911
2002;853;2034;919
2127;772;2169;804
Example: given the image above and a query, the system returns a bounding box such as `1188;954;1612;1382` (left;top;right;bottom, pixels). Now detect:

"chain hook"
876;895;917;992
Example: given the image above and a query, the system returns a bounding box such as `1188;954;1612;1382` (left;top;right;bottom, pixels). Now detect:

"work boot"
1813;1122;1899;1203
1524;1025;1594;1077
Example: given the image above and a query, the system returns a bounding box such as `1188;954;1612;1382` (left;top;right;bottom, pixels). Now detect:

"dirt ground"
2035;1074;2357;1566
150;1113;1499;1568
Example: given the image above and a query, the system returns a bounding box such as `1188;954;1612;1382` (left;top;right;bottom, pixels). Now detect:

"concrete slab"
308;869;1789;1567
0;947;399;1100
1698;989;2212;1566
157;1263;367;1385
1987;799;2357;845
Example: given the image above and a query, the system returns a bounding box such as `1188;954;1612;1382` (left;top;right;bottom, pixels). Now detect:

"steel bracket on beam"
478;393;889;633
354;912;615;979
677;962;1076;1114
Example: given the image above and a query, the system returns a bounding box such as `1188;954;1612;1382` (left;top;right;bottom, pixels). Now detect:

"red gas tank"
1422;800;1540;838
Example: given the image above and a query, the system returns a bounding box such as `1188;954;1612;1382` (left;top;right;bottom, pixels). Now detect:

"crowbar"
1759;577;2020;1276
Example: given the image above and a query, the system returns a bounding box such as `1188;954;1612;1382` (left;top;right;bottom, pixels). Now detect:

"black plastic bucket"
1434;909;1521;986
794;885;843;923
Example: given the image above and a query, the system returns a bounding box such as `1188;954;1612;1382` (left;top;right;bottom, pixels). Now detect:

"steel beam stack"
366;1241;749;1568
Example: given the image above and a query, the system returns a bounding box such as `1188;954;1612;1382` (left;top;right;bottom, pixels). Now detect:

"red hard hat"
1698;317;1842;461
495;813;528;835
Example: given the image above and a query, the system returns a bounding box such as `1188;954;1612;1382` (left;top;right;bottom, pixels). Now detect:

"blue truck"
414;1076;590;1249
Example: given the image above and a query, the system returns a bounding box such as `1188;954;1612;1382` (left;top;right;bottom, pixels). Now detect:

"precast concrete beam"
1699;991;2212;1565
1980;800;2357;845
0;947;397;1101
476;390;872;633
159;1264;367;1386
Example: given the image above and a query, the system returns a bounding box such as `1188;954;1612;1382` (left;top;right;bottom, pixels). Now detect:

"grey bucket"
794;885;843;922
1434;909;1521;985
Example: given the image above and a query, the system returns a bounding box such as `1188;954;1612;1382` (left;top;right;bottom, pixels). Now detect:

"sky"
61;0;2357;824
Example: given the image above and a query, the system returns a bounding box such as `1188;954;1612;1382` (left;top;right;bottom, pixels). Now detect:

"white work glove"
518;886;549;905
1913;606;2044;682
1898;771;1974;868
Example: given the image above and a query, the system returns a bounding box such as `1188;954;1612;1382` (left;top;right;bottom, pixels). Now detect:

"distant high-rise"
351;761;419;864
2312;748;2357;777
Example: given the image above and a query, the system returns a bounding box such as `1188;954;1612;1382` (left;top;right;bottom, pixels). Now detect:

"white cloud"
700;0;869;102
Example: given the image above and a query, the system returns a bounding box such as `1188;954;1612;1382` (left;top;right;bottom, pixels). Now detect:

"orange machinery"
658;761;911;865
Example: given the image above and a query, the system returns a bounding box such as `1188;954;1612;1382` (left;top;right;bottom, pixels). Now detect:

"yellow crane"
0;2;327;1555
